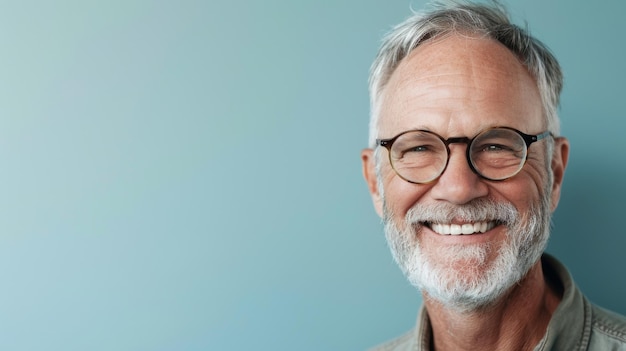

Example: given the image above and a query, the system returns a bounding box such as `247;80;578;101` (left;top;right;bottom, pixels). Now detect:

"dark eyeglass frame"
376;127;553;184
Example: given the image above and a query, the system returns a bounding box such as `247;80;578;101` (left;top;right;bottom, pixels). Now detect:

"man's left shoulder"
589;304;626;349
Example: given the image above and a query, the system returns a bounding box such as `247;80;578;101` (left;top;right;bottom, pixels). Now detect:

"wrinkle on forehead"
378;34;543;138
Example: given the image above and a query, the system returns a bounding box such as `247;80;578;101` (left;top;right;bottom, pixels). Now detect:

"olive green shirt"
370;254;626;350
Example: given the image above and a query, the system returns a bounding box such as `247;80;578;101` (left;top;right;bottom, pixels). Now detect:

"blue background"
0;1;624;350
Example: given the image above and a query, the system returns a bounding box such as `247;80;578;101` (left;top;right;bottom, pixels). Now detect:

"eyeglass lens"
389;128;528;183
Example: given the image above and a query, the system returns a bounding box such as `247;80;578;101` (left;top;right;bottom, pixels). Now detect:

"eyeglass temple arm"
522;130;553;146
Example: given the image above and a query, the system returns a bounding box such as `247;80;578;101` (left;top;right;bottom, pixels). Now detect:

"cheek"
379;157;550;222
492;166;547;211
497;185;539;211
380;167;431;219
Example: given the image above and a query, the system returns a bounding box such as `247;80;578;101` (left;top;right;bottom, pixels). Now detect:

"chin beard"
383;196;551;313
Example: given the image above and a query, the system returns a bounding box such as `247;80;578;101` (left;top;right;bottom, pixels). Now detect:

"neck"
424;261;562;351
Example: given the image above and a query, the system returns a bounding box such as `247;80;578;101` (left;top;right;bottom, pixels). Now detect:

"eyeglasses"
376;127;552;184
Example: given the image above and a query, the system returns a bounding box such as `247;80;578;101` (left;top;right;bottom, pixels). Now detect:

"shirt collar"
410;254;591;351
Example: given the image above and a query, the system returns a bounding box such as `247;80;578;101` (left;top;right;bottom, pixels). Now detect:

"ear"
361;148;384;217
549;137;569;212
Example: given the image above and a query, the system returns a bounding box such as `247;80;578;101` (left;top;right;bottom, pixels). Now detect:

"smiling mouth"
426;221;498;235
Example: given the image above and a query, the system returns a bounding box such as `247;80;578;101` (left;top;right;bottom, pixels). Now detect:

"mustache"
403;198;519;226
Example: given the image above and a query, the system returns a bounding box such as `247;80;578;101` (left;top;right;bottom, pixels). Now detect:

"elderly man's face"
362;35;568;310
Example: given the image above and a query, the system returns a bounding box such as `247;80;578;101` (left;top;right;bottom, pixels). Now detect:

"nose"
429;144;489;204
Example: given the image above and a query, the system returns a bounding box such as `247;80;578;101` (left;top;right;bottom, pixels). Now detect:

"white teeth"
441;224;450;234
473;222;485;233
430;221;496;235
461;224;474;234
450;224;462;235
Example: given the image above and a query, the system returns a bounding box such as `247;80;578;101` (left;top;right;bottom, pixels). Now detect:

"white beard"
383;196;551;313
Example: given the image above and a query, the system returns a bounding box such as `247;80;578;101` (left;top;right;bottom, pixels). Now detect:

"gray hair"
368;1;563;147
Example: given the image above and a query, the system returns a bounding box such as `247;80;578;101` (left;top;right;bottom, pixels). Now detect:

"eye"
391;131;445;160
482;144;510;152
471;141;525;162
473;138;517;153
400;144;435;156
407;145;428;152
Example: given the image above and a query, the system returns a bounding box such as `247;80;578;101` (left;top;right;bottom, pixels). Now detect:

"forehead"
378;34;544;138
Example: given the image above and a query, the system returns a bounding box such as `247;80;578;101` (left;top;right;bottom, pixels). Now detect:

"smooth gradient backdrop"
0;1;624;350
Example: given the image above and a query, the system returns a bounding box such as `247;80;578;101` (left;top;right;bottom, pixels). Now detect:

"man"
361;2;626;350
